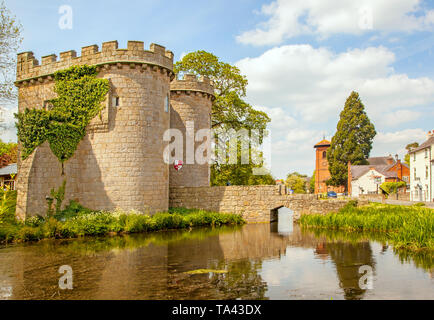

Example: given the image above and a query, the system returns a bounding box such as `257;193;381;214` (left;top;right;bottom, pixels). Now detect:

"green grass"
300;202;434;251
0;195;245;244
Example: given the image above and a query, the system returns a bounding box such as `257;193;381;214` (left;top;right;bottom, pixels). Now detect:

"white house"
409;131;434;202
350;168;385;197
348;156;410;197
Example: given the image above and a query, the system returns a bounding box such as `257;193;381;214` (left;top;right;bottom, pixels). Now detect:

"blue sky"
2;0;434;178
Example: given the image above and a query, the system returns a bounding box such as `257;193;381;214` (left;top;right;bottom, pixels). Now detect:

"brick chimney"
386;154;395;165
427;130;434;139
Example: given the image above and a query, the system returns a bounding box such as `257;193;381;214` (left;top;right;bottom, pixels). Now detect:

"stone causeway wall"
170;185;367;223
358;193;410;202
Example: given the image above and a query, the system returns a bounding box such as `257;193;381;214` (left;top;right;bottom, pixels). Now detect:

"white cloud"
237;0;434;46
235;44;434;177
383;110;421;127
236;45;434;123
372;128;427;157
0;106;17;143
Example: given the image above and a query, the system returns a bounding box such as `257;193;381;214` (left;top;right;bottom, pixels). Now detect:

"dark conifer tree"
327;91;376;189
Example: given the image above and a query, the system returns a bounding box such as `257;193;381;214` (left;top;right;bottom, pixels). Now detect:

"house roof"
0;163;17;176
314;139;331;148
367;156;395;166
408;136;434;154
350;164;398;180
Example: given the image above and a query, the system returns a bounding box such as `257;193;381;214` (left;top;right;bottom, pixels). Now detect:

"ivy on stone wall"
15;65;109;168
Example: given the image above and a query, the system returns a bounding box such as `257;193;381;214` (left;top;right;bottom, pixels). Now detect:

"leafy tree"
175;51;272;185
211;140;275;186
404;142;419;165
285;172;307;194
0;1;22;103
327;91;376;190
174;51;270;132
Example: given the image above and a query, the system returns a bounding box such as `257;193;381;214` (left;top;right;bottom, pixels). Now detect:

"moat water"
0;210;432;300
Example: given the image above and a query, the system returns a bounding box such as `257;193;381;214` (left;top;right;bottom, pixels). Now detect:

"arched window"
322;151;327;159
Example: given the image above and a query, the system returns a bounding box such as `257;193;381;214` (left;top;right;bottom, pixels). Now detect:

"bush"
301;203;434;251
0;190;17;224
0;205;245;244
341;200;358;211
54;200;92;221
25;215;45;227
380;181;407;196
413;202;426;207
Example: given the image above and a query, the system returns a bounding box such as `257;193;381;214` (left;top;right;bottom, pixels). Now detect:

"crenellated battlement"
16;40;174;84
170;73;214;100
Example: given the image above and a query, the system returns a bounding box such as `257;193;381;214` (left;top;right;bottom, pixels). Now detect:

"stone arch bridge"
170;186;365;223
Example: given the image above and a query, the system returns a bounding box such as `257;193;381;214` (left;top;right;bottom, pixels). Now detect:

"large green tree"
174;51;270;132
285;172;307;194
327;91;376;189
175;51;273;186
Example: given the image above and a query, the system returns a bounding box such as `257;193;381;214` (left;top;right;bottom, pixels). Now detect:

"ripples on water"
0;208;432;300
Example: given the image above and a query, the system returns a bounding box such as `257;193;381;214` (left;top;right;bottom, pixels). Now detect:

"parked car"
327;191;337;198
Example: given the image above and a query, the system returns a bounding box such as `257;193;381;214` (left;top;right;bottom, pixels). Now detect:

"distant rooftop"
314;139;331;148
367;156;394;166
0;163;17;176
350;164;398;180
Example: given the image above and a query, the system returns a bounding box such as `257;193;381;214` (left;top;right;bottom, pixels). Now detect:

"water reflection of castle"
0;223;380;300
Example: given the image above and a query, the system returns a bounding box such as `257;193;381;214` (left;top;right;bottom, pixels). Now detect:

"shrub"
0;190;17;224
301;203;434;251
0;193;245;244
54;200;92;221
380;181;407;197
413;202;426;207
25;215;45;227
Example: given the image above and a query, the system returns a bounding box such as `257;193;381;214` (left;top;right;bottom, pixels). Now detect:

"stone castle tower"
170;74;214;187
14;41;214;219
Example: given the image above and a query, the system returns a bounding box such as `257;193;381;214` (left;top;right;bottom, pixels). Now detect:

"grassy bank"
0;192;244;243
300;202;433;251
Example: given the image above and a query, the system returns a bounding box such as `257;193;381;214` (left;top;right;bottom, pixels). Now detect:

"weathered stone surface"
169;74;213;188
15;41;174;219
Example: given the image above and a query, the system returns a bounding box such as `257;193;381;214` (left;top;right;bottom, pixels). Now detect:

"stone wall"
15;41;174;219
359;193;410;202
170;185;367;223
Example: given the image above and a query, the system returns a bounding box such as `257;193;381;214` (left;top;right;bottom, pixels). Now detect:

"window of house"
425;149;429;158
414;168;417;179
414;153;416;161
322;151;327;159
426;166;429;179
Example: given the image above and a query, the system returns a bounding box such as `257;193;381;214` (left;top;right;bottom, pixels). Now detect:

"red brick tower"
314;139;345;194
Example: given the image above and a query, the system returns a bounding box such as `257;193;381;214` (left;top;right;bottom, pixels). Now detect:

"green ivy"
15;65;109;167
380;181;407;195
